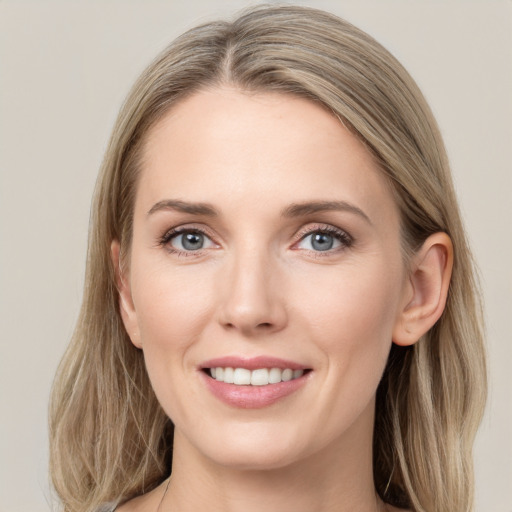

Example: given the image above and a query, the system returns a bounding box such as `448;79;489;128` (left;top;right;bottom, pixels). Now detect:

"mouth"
199;356;312;408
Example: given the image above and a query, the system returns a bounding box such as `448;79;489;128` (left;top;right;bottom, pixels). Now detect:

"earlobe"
393;232;453;347
111;240;142;349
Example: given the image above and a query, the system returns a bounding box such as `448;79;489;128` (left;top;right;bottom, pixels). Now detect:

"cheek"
286;261;402;444
131;264;213;369
130;264;218;420
296;259;402;342
294;259;403;394
133;263;214;346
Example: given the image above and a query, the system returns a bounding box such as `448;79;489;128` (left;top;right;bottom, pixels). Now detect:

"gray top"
95;503;117;512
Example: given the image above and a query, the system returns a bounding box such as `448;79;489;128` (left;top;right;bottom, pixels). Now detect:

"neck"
164;403;385;512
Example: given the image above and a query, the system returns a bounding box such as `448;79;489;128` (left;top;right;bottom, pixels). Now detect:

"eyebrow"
147;199;219;217
147;198;371;225
281;200;372;225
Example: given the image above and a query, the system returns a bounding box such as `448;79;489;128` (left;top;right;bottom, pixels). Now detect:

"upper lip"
200;355;309;371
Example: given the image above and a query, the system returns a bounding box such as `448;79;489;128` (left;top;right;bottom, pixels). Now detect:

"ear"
393;232;453;346
111;240;142;349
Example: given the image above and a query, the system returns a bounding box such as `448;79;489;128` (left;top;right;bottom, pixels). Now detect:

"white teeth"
281;369;293;381
210;367;306;386
251;368;269;386
268;367;282;384
223;367;234;384
293;369;304;379
233;368;251;385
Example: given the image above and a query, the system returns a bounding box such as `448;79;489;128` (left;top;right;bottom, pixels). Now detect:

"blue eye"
168;230;214;252
297;229;351;252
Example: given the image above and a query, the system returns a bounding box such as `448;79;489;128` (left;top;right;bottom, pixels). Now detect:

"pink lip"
198;356;312;409
200;372;310;409
200;355;308;371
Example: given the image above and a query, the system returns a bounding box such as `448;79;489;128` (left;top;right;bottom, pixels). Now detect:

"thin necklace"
156;477;171;512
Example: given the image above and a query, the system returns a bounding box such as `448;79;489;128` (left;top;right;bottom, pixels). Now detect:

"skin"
114;87;452;512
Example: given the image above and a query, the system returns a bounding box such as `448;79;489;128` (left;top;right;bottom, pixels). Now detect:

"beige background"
0;1;510;511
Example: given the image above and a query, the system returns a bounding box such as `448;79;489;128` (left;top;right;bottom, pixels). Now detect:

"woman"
49;5;486;512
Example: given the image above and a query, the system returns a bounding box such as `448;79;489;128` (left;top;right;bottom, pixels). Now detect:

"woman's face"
119;87;411;470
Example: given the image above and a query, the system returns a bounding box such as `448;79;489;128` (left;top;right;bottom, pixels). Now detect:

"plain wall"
0;1;510;511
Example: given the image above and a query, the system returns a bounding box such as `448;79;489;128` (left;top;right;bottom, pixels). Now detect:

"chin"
210;446;301;471
196;423;309;471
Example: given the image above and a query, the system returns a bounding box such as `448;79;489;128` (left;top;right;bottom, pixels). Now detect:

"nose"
217;248;288;337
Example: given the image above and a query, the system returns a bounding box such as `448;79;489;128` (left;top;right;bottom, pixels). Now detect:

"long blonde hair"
49;5;486;512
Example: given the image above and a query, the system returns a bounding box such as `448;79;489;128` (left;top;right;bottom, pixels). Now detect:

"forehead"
137;87;398;225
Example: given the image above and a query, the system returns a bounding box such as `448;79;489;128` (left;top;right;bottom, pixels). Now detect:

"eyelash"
158;224;353;257
158;226;215;257
293;224;353;255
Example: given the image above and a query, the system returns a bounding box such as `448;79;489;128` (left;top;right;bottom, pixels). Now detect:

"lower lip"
200;371;310;409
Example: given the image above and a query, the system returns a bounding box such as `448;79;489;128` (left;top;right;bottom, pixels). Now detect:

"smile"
200;356;312;408
208;367;305;386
